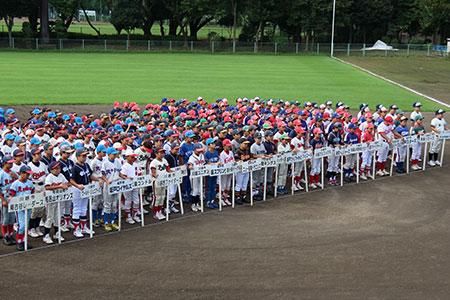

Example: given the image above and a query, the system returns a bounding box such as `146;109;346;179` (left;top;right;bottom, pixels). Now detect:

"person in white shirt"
149;148;170;221
89;144;107;227
44;161;69;244
290;127;306;191
101;147;123;232
1;134;16;157
428;109;448;167
219;139;234;205
249;132;266;200
276;134;291;195
376;116;403;176
410;102;423;126
120;149;141;224
188;144;205;212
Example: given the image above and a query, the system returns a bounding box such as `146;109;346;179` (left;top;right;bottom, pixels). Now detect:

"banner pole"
274;165;278;198
406;143;410;174
390;147;395;176
263;167;268;201
139;189;144;227
372;151;376;180
304;162;309;192
166;188;170;221
340;155;344;186
58;201;61;244
321;158;324;189
423;142;428;171
291;163;295;195
232;174;235;208
200;176;204;212
219;176;222;211
440;141;445;166
250;171;254;206
177;184;184;215
118;192;122;231
89;197;93;238
25;209;28;251
356;153;360;183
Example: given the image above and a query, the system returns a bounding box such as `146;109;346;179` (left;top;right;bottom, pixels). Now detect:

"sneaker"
156;211;166;220
16;242;25;251
3;236;13;246
411;164;421;170
53;232;65;242
435;160;441;166
382;170;390;176
60;225;70;232
93;219;101;228
293;185;299;192
376;170;384;176
111;223;120;231
104;224;113;232
428;160;436;167
35;227;44;237
133;215;141;223
195;203;202;211
126;217;135;224
207;201;218;209
220;199;228;207
360;173;367;180
170;205;179;213
316;182;323;188
67;222;75;229
73;228;84;238
296;183;304;190
309;183;317;189
28;228;39;238
82;226;95;235
142;208;150;215
43;234;53;244
224;199;232;206
191;204;198;212
39;220;45;227
300;179;306;184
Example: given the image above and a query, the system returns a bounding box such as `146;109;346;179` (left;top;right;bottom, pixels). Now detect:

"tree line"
1;0;449;44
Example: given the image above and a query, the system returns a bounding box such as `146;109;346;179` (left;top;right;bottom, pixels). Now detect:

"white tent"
361;40;398;51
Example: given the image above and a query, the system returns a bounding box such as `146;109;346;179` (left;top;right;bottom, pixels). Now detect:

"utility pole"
330;0;336;57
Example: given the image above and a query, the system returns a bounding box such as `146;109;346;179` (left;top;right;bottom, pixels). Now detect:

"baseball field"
0;52;441;111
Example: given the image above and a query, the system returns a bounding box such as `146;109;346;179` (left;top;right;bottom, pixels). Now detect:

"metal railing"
0;38;448;57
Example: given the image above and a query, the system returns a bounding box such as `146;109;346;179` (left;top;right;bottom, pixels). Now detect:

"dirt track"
0;144;449;299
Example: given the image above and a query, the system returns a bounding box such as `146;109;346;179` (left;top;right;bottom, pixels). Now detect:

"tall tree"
419;0;450;43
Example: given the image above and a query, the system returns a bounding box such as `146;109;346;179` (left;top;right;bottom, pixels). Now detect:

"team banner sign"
367;140;385;152
439;131;450;140
9;192;46;212
261;156;278;167
208;162;237;176
314;147;334;159
156;172;183;187
44;189;74;204
419;133;436;143
286;150;312;163
133;175;153;189
190;165;210;178
108;179;135;195
80;182;103;198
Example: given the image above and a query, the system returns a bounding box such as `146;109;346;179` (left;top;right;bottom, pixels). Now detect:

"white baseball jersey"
431;117;447;133
45;172;68;186
220;150;235;164
101;158;122;182
28;161;48;188
89;157;104;178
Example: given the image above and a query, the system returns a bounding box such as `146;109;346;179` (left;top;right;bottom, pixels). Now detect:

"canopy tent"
361;40;398;51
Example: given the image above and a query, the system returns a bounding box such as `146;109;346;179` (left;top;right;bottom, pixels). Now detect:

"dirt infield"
0;144;449;299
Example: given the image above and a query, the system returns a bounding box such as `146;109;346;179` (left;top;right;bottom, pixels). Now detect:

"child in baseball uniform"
291;127;306;190
0;155;17;246
394;116;409;173
250;133;266;199
89;144;106;227
44;161;70;244
376;116;400;176
219;139;234;205
204;139;220;208
150;148;171;220
58;144;75;231
343;123;360;182
360;123;375;180
410;115;425;170
27;147;48;238
326;122;343;185
188;143;206;212
9;165;35;251
70;148;100;238
428;109;448;167
277;134;291;195
101;147;123;232
120;149;141;224
234;139;251;205
309;128;325;189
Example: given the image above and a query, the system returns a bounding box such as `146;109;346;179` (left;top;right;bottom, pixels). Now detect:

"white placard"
9;192;45;212
314;147;333;159
367;140;385;152
80;182;102;198
261;156;278;167
248;158;262;171
209;163;236;176
419;133;436;143
439;131;450;140
44;189;74;204
404;135;418;145
190;165;209;178
347;143;368;154
133;175;153;189
108;179;134;195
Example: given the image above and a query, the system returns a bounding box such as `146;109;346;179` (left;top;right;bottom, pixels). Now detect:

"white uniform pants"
72;188;88;219
430;138;442;154
361;150;372;170
327;154;339;173
123;189;139;211
220;174;232;191
396;145;407;162
310;158;321;175
411;142;422;161
235;172;249;192
377;142;389;162
190;176;202;196
277;163;288;186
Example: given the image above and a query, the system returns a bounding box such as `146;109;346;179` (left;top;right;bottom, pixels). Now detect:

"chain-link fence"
0;38;448;57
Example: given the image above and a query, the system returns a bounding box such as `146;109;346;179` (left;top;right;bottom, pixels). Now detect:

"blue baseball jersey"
9;179;35;197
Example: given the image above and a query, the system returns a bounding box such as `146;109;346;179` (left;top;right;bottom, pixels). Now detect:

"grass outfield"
0;52;439;110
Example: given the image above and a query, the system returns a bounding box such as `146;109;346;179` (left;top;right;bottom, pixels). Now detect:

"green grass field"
0;52;439;110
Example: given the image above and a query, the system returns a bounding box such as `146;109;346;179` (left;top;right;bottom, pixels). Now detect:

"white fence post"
35;38;39;50
82;39;85;50
362;43;366;56
254;42;257;53
274;42;277;55
233;40;236;53
104;40;107;51
191;41;194;52
147;40;150;51
295;42;299;54
316;43;320;54
169;40;172;51
347;43;350;56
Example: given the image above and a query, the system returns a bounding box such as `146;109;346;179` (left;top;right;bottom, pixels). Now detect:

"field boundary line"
333;56;450;108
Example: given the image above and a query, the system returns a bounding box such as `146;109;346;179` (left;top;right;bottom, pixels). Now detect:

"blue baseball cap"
205;138;216;146
48;111;56;118
106;147;119;155
5;108;15;115
62;114;70;121
32;108;42;115
5;133;15;140
348;123;357;130
185;130;195;138
194;143;204;151
74;117;83;125
96;144;107;153
30;137;41;145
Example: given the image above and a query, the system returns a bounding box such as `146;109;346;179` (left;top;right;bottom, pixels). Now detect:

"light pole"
330;0;336;57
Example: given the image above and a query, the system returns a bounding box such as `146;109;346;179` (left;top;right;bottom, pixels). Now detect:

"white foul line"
333;56;450;109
